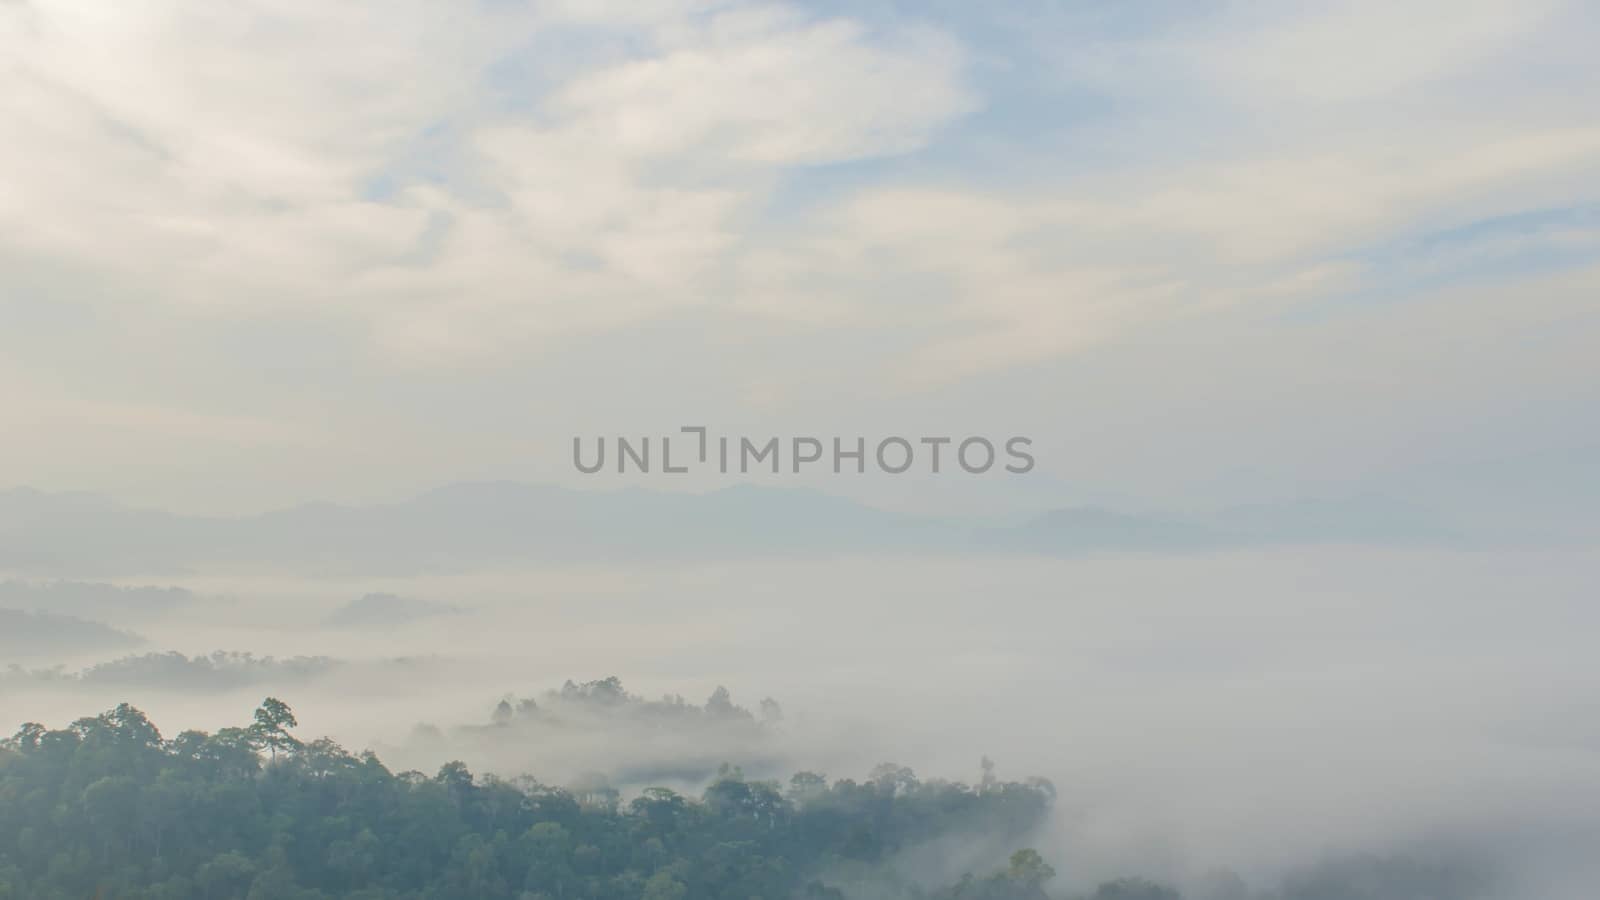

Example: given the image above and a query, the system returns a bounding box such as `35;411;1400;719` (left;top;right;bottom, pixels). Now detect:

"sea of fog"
3;546;1598;896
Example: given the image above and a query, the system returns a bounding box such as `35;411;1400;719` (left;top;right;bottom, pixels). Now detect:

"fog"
5;545;1597;897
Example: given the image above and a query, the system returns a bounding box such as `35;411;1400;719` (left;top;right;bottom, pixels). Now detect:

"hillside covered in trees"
0;697;1505;900
0;698;1062;900
393;677;789;789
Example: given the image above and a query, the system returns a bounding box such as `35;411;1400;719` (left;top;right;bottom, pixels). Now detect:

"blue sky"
0;0;1596;516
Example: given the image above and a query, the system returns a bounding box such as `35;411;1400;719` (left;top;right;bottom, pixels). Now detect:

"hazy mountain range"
0;481;1504;576
0;609;143;660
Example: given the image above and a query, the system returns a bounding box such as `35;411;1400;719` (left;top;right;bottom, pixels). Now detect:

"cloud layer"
2;0;1597;511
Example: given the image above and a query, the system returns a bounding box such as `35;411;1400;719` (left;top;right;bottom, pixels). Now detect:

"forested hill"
0;699;1060;900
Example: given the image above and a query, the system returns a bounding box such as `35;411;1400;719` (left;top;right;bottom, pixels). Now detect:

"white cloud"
706;0;1600;382
555;6;971;164
2;0;1598;507
1203;0;1561;103
1;0;972;364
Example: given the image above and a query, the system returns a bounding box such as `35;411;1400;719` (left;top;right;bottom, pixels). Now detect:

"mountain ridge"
0;481;1462;576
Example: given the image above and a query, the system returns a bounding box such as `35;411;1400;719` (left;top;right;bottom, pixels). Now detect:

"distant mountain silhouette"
0;579;196;621
0;482;1463;577
0;608;144;659
325;592;461;628
989;507;1219;552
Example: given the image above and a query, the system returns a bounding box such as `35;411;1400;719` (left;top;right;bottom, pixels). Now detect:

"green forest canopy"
0;698;1495;900
0;698;1060;900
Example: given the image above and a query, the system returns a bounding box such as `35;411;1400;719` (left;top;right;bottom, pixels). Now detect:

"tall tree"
251;697;300;761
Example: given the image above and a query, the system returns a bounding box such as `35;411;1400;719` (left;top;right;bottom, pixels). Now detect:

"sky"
1;0;1597;515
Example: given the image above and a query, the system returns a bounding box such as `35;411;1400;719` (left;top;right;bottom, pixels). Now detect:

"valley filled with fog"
6;545;1597;897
